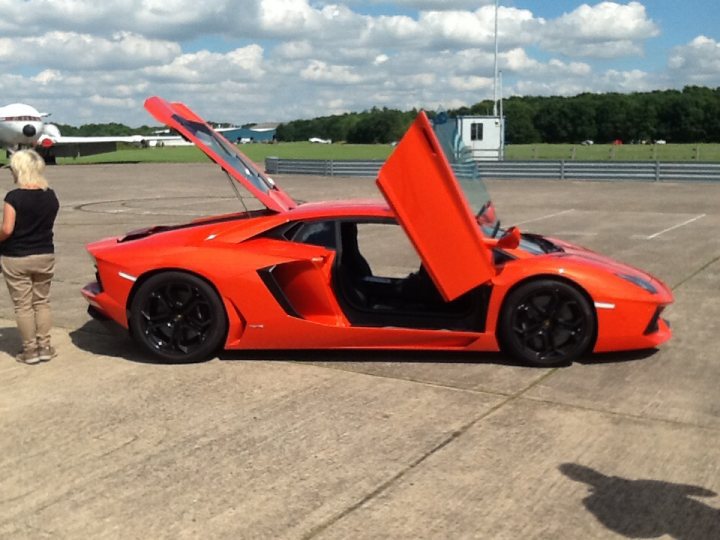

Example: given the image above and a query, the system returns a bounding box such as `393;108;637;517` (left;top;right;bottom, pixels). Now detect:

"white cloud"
0;31;180;70
88;95;137;108
275;40;314;59
668;36;720;85
143;45;265;83
300;60;364;84
0;1;710;127
343;0;495;10
449;75;494;91
540;1;659;58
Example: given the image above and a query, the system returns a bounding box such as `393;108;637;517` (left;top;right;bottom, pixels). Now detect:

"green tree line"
276;86;720;144
55;86;720;145
276;107;420;144
55;122;159;137
54;121;226;137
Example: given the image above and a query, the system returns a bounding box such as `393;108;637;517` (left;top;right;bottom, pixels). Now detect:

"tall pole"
492;0;499;116
499;70;504;159
499;70;503;119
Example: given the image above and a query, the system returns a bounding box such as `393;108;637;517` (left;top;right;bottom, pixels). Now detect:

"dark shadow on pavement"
560;463;720;539
69;320;165;365
579;348;659;365
0;324;21;357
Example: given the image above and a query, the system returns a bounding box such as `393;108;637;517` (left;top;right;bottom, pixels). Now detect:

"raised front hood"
144;96;297;213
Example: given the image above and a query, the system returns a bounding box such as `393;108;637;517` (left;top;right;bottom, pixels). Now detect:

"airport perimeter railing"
265;158;385;177
264;157;720;182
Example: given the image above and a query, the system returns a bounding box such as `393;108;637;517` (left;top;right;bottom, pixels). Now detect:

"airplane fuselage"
1;101;189;162
0;103;45;147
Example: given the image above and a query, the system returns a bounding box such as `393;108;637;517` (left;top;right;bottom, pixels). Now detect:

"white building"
457;115;505;161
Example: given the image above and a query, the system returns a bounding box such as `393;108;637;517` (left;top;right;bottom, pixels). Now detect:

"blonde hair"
9;149;49;189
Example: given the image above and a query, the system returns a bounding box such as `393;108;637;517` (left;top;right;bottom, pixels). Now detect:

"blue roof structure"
220;127;276;143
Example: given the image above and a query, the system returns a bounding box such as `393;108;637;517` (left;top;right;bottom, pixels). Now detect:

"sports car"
81;96;673;366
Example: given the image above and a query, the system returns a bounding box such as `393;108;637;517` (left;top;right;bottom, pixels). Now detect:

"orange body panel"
377;112;495;301
83;198;672;356
82;102;672;363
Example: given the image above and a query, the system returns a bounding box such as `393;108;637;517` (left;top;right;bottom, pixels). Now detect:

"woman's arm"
0;202;16;242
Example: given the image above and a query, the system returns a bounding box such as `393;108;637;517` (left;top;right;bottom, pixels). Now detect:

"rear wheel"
129;272;227;363
499;279;595;367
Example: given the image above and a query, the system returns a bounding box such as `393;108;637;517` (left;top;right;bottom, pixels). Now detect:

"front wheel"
498;279;596;367
129;272;228;363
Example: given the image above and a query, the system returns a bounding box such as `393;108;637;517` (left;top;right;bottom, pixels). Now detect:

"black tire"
499;279;596;367
129;272;227;363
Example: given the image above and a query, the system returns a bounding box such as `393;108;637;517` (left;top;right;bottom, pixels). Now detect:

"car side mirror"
497;226;520;249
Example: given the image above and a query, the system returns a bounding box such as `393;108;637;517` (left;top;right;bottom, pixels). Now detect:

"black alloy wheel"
129;272;227;363
499;279;596;367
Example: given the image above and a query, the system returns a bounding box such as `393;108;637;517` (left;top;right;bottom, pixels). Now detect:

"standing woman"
1;149;60;364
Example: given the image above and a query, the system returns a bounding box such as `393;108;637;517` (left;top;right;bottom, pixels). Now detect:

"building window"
471;123;483;141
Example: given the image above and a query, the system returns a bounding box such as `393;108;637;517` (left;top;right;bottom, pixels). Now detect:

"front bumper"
593;301;672;353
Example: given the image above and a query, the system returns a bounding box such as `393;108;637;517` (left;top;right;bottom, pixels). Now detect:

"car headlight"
616;273;658;294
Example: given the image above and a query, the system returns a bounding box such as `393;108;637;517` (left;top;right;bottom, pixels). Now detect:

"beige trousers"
1;254;55;351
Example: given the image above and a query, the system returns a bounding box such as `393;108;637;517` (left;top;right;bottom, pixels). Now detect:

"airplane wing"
37;133;157;160
34;125;241;161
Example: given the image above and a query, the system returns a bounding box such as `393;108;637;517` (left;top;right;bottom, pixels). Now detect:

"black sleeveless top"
2;188;59;256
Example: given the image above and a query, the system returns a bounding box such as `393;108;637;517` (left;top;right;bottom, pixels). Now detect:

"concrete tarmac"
1;163;719;539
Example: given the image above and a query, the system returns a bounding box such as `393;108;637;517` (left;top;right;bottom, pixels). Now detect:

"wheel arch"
495;273;598;350
126;267;230;339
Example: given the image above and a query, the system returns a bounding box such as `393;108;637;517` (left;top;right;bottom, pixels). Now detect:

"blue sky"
0;1;717;126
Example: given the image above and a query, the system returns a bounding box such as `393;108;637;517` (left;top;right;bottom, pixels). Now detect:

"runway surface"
1;162;718;538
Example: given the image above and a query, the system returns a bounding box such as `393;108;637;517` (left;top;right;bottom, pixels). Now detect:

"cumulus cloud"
143;45;265;83
300;60;365;84
0;1;709;126
0;31;180;70
540;1;659;58
342;0;495;10
668;36;720;85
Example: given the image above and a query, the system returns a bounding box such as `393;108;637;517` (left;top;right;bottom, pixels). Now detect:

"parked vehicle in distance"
82;97;673;367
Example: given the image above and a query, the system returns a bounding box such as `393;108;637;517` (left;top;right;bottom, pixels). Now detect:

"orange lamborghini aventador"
81;96;672;366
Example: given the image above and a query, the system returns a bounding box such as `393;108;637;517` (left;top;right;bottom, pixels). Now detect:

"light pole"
492;0;499;116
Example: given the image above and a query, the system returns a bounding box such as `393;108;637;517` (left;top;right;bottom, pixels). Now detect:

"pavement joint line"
300;367;560;539
514;208;575;226
521;394;720;434
283;359;518;395
671;254;720;290
327;355;720;436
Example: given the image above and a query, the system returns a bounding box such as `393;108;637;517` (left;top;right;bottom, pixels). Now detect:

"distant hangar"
221;123;278;143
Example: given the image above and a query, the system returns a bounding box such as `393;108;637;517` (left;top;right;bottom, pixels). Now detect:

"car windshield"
431;114;499;236
171;114;277;195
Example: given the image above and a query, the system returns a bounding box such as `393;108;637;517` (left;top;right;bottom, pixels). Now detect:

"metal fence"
265;158;385;177
265;157;720;182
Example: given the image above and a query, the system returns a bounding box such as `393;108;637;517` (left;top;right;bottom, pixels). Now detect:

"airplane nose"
22;124;37;137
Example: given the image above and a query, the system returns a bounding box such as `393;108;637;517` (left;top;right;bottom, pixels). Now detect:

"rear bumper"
81;282;105;312
81;281;128;328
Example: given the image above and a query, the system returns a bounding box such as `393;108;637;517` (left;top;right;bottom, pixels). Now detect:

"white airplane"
0;102;148;163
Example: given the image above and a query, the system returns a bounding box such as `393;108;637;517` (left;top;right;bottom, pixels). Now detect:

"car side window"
354;221;421;278
291;221;337;249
